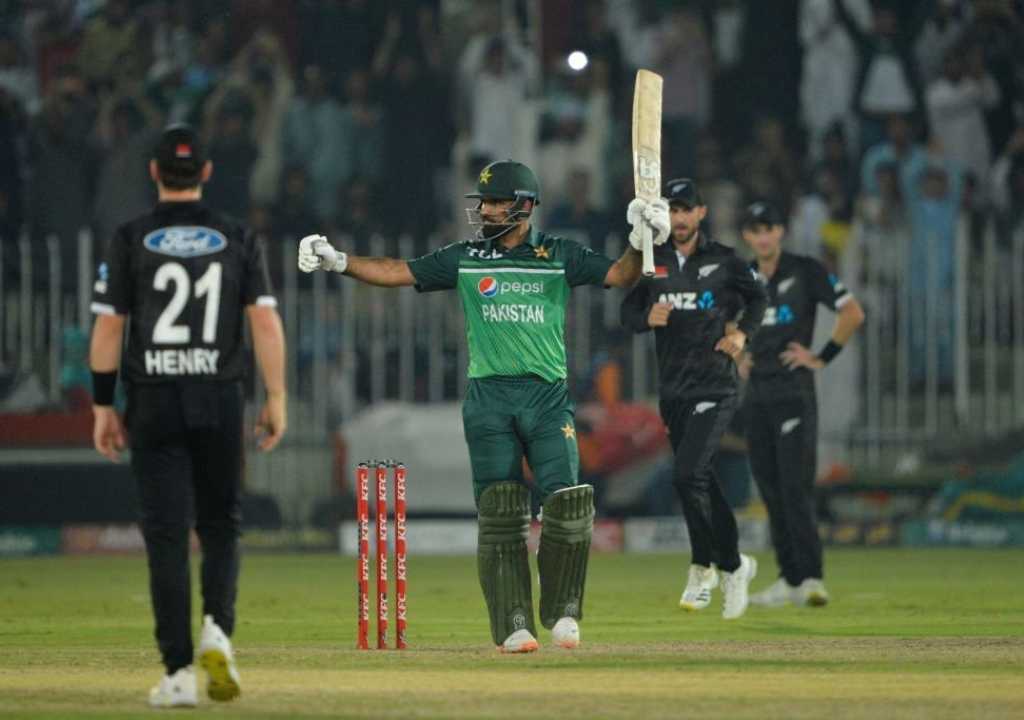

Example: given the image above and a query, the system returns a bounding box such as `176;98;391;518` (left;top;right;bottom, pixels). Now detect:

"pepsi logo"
478;276;498;297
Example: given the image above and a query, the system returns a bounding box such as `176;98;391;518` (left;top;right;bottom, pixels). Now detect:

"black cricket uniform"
744;251;851;585
621;235;767;570
92;200;275;673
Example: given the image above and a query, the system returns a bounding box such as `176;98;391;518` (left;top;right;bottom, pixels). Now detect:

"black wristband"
817;340;843;365
92;371;117;406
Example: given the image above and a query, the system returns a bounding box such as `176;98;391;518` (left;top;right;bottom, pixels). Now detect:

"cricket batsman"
299;160;668;652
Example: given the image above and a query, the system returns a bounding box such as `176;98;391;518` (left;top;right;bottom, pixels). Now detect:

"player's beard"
481;222;513;240
672;225;698;247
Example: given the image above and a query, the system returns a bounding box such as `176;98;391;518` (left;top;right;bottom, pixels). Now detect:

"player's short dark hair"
153;123;206;190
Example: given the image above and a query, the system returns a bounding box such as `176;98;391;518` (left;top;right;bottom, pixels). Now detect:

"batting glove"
298;234;348;273
626;198;648;251
644;198;670;246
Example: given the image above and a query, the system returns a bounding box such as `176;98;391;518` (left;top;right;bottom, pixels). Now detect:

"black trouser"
127;382;244;674
660;395;740;572
745;386;822;585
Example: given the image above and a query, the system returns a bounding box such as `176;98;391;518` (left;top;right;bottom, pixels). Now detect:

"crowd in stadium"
0;0;1022;414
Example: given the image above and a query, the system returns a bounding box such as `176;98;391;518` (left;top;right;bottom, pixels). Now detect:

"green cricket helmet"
465;160;541;204
465;160;540;241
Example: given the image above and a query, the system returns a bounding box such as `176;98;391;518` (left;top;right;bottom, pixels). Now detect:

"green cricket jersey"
407;228;614;382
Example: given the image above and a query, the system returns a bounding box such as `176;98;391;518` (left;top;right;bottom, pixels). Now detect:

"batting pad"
477;482;536;645
538;484;594;629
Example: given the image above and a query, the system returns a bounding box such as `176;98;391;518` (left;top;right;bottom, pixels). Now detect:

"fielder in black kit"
89;125;286;708
621;179;767;620
739;201;864;609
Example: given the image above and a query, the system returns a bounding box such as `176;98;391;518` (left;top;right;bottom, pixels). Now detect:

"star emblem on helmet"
533;245;550;259
479;167;493;185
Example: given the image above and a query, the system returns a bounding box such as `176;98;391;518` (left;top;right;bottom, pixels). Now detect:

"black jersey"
621;235;767;401
747;251;851;399
91;201;275;385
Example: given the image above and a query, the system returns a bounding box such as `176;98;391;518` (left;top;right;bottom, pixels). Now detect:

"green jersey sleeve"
562;238;614;288
408;242;463;292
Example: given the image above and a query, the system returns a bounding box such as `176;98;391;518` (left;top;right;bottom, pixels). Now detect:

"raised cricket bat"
632;69;663;277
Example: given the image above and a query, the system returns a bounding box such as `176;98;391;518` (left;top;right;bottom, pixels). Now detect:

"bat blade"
632;69;663;277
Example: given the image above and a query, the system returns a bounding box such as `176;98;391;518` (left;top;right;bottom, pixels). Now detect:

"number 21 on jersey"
152;261;222;344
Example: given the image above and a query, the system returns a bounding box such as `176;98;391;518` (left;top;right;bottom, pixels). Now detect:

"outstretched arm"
344;256;417;287
298;234;416;287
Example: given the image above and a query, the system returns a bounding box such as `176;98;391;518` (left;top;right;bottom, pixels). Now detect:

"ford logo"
143;226;228;257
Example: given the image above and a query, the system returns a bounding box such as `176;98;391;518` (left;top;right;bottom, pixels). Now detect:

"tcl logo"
477;277;545;297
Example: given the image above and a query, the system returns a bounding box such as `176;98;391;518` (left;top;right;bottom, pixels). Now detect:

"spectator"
694;132;742;247
145;17;227;126
964;0;1024;156
859;160;911;289
799;0;872;160
926;43;1000;201
280;64;347;222
991;126;1024;231
651;7;712;175
903;148;962;387
819;121;857;204
374;8;450;236
330;176;384;256
735;116;800;219
142;1;196;81
340;68;386;190
833;0;930;154
0;32;40;115
861;113;926;196
915;0;972;83
27;65;96;289
202;93;258;219
92;96;159;249
271;165;318;247
536;60;611;212
459;33;537;172
545;168;610;246
569;1;626;114
76;0;138;91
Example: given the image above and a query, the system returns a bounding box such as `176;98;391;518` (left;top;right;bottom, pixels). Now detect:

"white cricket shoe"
551;617;580;649
197;615;240;702
148;666;197;708
750;577;797;607
499;628;539;654
679;564;719;611
795;578;830;607
721;554;758;620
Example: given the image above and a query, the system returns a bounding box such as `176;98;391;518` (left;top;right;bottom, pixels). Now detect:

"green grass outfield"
1;549;1022;719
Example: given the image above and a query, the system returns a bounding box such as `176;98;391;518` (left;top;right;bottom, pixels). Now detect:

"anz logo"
143;226;227;258
659;291;715;311
762;304;794;326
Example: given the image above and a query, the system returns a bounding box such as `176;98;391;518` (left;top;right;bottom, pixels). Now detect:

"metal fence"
2;212;1022;519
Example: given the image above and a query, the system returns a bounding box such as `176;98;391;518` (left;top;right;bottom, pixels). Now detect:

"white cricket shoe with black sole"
197;615;240;702
679;564;719;611
750;577;797;607
721;554;758;620
499;628;539;654
148;666;197;708
551;617;580;649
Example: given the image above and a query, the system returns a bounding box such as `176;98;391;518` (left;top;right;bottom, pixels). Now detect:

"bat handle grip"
641;224;655;277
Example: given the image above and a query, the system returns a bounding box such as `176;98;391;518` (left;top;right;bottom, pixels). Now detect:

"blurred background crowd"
2;0;1024;523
